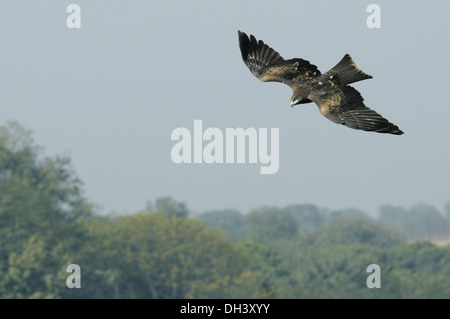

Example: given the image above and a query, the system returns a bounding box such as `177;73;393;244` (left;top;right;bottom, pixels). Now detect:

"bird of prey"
238;31;403;135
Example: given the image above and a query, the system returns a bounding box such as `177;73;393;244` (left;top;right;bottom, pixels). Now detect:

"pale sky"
1;1;449;217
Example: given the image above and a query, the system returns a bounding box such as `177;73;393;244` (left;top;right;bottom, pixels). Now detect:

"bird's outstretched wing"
309;84;404;135
238;31;320;84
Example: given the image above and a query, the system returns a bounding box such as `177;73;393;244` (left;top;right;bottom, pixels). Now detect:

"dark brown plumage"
238;30;404;135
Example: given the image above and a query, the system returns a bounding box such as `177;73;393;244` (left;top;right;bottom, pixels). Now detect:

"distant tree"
330;208;371;220
408;204;448;239
445;202;450;232
196;209;246;239
284;204;326;233
245;207;298;245
378;205;408;230
379;204;448;240
147;196;189;218
310;218;404;249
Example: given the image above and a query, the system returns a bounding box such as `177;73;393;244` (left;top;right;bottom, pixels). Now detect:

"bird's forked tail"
327;54;373;85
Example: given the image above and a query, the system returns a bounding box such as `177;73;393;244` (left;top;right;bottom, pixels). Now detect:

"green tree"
309;218;404;249
196;209;246;239
0;121;93;298
284;204;326;233
85;212;272;298
445;202;450;231
330;208;370;220
386;242;450;298
146;196;189;218
245;207;298;245
379;204;448;240
289;244;387;298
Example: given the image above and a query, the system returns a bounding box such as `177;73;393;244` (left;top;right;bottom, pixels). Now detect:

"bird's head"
290;95;301;107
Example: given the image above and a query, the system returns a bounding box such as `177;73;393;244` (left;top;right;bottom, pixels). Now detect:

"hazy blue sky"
1;1;449;216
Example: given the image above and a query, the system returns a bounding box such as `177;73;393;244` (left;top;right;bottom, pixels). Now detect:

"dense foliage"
1;122;450;298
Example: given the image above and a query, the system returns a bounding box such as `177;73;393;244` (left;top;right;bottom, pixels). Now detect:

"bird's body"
238;31;403;135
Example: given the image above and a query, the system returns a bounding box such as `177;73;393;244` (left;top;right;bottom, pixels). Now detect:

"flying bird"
238;31;403;135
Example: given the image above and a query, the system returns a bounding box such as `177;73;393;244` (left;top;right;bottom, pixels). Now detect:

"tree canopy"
1;121;450;299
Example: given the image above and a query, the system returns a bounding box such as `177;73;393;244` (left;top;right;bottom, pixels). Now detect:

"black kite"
238;31;403;135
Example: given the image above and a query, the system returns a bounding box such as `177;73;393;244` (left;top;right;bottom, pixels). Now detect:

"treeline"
197;202;450;243
1;121;450;299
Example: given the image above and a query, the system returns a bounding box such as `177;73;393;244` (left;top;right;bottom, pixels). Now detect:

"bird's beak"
290;100;295;107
